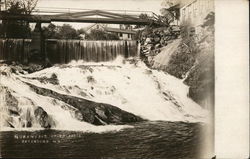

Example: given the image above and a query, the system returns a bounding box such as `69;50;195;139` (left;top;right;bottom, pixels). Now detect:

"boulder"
27;82;144;126
155;44;162;49
153;36;161;43
34;107;56;128
145;37;154;44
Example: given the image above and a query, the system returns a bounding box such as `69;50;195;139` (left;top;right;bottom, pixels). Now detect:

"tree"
6;0;38;14
161;0;180;8
0;0;38;38
86;29;119;40
18;0;38;14
159;0;181;26
134;14;149;29
43;23;59;39
43;24;83;40
77;28;87;35
57;24;80;39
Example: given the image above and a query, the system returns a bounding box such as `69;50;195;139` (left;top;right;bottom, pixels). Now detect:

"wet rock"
6;120;15;128
34;107;55;128
95;106;108;120
28;73;59;85
155;44;161;49
3;88;20;116
87;76;96;83
153;36;161;43
1;72;7;76
145;37;152;43
74;110;83;121
26;82;144;126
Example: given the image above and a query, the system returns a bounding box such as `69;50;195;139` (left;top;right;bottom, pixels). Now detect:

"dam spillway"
0;39;31;64
0;39;139;64
46;40;139;63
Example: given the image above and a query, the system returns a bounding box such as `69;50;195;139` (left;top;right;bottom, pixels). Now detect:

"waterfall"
0;39;31;63
46;40;138;64
0;57;208;132
0;66;129;132
22;58;207;122
0;39;138;64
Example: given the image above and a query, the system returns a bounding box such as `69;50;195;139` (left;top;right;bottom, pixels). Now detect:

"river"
0;121;205;159
0;58;212;158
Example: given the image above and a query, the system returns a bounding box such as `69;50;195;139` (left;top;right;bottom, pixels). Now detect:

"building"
105;27;136;40
85;23;136;40
85;24;107;34
179;0;214;27
163;4;181;26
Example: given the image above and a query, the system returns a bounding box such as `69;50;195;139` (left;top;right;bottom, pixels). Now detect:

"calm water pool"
0;121;206;159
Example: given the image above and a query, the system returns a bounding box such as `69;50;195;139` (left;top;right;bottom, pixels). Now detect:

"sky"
35;0;163;29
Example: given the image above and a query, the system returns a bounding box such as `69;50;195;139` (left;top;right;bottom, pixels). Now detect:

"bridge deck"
0;9;159;25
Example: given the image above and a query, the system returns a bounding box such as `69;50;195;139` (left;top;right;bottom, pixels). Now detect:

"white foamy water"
0;66;130;132
23;57;208;122
0;57;208;132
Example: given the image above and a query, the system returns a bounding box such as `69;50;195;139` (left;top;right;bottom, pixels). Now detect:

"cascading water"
0;66;130;132
0;37;208;133
25;57;207;122
0;56;207;132
0;39;138;64
47;40;138;64
0;39;31;63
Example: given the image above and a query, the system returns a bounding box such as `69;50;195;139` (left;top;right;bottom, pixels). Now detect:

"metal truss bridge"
0;7;160;25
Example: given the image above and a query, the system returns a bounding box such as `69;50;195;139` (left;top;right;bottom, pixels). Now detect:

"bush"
165;21;199;79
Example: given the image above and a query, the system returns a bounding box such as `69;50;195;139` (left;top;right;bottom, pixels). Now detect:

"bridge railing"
32;7;157;19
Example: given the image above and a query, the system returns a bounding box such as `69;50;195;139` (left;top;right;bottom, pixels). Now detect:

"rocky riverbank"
139;12;215;109
139;25;180;66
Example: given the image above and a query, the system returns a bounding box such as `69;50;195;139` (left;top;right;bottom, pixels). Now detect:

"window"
128;34;130;38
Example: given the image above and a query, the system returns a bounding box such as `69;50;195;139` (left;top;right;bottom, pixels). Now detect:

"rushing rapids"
0;57;208;132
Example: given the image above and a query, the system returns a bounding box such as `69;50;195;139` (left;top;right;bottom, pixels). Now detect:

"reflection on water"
0;121;206;159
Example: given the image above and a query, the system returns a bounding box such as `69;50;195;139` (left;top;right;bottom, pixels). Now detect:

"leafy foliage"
165;21;198;78
6;0;38;14
43;24;80;39
161;0;180;8
159;0;181;26
0;0;38;38
57;24;81;39
42;23;59;39
165;12;215;108
133;13;150;29
85;29;119;40
43;24;120;40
